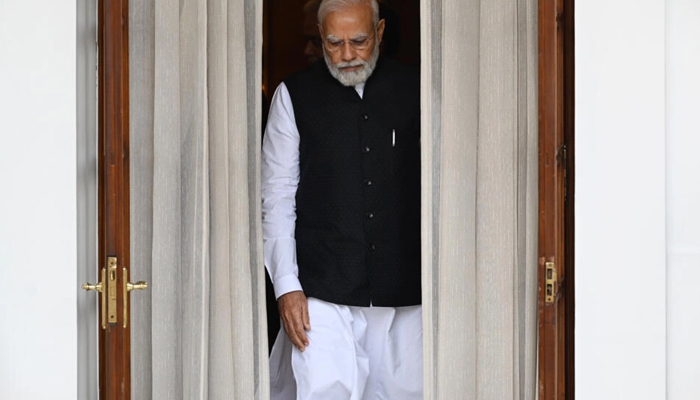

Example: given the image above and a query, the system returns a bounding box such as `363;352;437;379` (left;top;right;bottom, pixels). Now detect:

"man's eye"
329;41;343;47
351;39;367;46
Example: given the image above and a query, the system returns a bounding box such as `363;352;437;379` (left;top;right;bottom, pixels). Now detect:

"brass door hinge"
557;144;569;203
545;262;557;303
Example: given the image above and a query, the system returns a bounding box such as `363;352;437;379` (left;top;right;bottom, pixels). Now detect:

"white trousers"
269;298;423;400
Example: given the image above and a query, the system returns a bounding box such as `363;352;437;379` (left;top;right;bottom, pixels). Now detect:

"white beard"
324;42;380;87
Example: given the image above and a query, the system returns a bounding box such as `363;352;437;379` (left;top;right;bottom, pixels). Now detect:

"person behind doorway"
262;0;422;398
302;0;324;65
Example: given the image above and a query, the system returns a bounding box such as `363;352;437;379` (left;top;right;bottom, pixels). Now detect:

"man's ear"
317;23;324;39
376;19;386;44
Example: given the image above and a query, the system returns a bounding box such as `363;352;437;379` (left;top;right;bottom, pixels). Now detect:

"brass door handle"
127;281;148;292
82;257;148;329
123;268;148;328
81;282;103;292
81;269;107;329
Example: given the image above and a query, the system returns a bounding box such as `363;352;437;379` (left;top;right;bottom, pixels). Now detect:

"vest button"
366;212;375;219
368;244;377;252
362;146;371;153
364;179;373;187
361;114;369;122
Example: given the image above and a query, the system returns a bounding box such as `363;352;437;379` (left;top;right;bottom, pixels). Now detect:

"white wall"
576;0;667;398
577;0;700;398
666;1;700;398
0;1;79;399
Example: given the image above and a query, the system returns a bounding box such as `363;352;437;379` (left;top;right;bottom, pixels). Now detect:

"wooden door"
81;0;140;398
98;0;132;397
537;0;574;398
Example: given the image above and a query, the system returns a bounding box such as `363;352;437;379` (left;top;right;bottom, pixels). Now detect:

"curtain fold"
420;0;538;398
129;0;538;398
129;0;267;399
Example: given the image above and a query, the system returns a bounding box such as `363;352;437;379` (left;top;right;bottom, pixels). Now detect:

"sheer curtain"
128;0;268;399
420;0;539;398
125;0;539;398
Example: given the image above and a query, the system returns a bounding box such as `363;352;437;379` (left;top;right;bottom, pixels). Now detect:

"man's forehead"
320;4;374;32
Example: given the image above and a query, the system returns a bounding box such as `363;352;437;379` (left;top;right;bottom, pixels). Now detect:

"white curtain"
126;0;538;398
128;0;268;399
420;0;539;398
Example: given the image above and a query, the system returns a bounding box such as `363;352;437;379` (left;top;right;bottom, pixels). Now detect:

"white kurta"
269;298;422;400
262;82;422;400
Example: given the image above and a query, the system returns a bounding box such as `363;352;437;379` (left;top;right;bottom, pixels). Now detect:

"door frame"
93;0;575;398
537;0;575;398
77;0;99;397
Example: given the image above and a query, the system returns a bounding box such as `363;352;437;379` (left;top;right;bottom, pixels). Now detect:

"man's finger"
294;317;309;348
292;328;306;351
283;317;304;351
302;301;311;332
283;308;306;351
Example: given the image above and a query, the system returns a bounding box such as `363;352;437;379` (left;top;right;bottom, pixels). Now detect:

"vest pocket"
390;124;420;150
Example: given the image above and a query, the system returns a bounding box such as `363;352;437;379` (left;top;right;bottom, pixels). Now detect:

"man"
302;0;324;65
262;0;422;398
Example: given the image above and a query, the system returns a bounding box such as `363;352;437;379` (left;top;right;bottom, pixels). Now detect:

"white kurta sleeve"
262;82;303;299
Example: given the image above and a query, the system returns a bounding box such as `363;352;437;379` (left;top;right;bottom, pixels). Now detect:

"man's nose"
303;40;315;56
340;42;356;61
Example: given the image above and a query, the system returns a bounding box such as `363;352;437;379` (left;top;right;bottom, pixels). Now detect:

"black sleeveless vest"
284;57;421;307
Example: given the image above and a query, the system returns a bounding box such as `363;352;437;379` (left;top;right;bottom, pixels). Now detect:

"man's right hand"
278;290;311;351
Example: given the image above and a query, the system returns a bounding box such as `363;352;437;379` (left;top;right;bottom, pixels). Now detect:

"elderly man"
262;0;422;398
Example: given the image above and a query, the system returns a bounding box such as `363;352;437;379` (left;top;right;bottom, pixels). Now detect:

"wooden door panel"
538;0;574;398
98;0;132;398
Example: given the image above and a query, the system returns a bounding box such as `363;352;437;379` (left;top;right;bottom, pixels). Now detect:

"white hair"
318;0;380;25
323;36;380;86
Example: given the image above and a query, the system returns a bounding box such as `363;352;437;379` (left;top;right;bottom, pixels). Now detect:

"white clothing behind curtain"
128;0;268;399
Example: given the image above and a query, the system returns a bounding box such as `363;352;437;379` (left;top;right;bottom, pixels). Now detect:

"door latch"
81;256;147;329
545;261;557;303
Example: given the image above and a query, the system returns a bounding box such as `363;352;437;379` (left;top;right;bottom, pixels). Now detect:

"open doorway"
261;0;422;351
262;0;420;105
91;0;566;397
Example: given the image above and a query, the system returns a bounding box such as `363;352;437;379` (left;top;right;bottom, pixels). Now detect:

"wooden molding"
98;0;131;398
537;0;574;398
